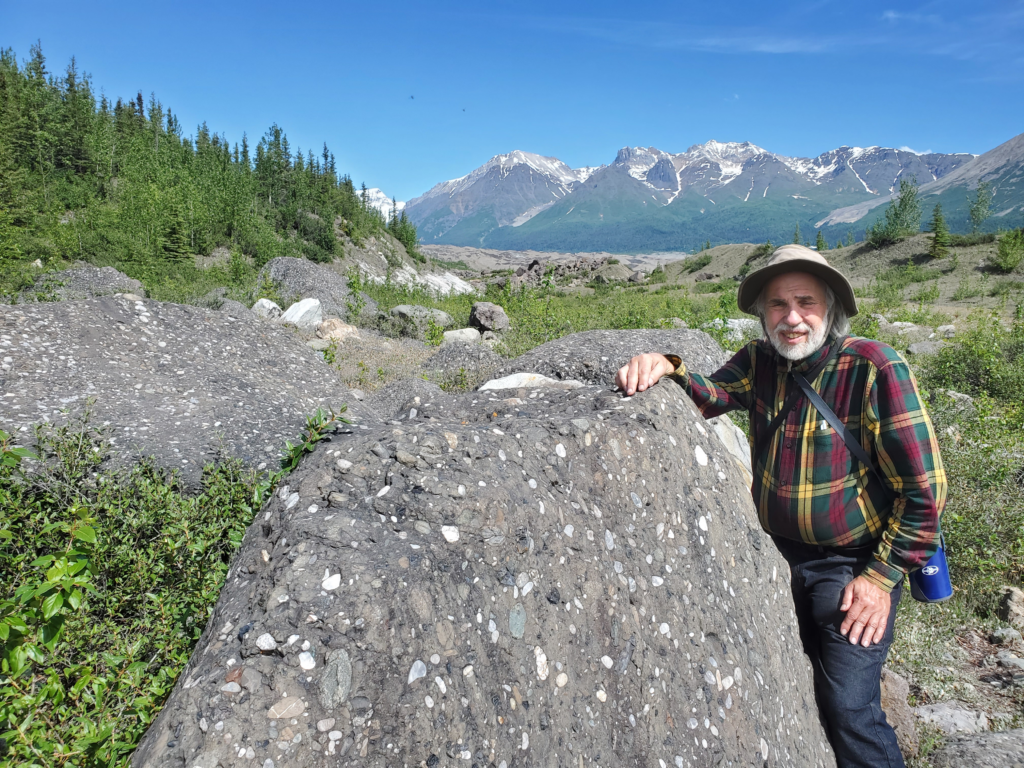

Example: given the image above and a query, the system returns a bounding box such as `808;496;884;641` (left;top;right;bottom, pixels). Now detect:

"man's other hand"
614;354;676;396
839;576;892;647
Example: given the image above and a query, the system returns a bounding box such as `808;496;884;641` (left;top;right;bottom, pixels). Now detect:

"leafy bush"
949;232;996;247
745;240;774;263
425;318;445;347
0;419;269;766
648;265;667;284
685;253;713;273
921;310;1024;405
988;228;1024;273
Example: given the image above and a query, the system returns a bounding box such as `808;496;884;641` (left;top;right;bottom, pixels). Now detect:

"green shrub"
685;253;713;273
0;420;268;766
949;232;996;247
988;228;1024;273
425;318;445;347
648;265;667;284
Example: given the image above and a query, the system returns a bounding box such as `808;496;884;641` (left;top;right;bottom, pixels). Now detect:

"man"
614;245;946;768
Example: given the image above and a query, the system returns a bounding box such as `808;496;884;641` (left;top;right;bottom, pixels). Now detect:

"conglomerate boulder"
133;381;834;768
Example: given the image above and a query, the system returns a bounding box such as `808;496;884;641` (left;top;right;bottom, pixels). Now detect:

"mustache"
772;321;812;334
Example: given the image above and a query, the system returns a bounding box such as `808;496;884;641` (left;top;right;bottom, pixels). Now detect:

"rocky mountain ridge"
403;135;1024;253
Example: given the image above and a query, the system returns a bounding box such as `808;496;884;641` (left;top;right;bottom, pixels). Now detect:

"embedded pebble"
430;654;441;665
316;719;335;732
299;652;316;670
267;697;304;719
556;672;568;687
408;659;427;684
601;656;613;669
441;525;460;543
321;571;341;591
695;445;708;466
221;682;241;694
555;443;566;458
255;633;277;652
509;603;527;638
596;690;607;702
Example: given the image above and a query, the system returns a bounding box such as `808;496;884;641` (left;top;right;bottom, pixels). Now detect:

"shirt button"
786;442;793;449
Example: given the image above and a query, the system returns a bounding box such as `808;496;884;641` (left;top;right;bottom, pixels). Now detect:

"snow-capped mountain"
361;188;405;219
404;140;980;252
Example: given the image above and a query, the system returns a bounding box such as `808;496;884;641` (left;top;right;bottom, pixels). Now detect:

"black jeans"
772;537;905;768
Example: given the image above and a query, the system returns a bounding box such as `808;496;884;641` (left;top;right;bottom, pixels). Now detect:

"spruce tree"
845;230;855;247
968;181;993;233
815;230;827;251
927;203;950;260
793;223;801;244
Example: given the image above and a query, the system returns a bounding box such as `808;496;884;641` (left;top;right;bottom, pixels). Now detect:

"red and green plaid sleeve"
664;342;759;418
856;345;947;591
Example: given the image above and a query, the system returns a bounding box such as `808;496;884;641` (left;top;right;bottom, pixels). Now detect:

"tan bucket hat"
737;244;858;317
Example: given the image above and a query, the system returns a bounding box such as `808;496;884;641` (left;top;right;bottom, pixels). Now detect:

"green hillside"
0;45;420;299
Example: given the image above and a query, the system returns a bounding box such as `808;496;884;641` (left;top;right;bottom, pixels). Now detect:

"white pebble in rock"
652;576;664;586
376;485;391;497
430;654;441;665
695;446;708;466
555;443;566;458
322;571;341;591
601;655;614;669
408;659;427;684
698;516;708;532
522;733;529;750
441;525;460;543
605;530;615;550
596;690;607;702
256;633;277;652
425;695;434;708
299;652;316;670
316;719;335;732
328;730;342;740
556;673;568;688
221;682;241;693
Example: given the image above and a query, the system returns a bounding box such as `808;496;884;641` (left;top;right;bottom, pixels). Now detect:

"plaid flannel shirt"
666;335;946;592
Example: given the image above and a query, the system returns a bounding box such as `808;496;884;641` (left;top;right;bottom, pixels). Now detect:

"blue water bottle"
909;534;953;603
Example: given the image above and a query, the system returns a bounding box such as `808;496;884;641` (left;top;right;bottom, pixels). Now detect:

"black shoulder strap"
752;336;846;461
792;368;893;498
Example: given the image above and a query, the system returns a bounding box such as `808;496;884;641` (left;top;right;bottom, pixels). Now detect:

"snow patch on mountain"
362;188;405;218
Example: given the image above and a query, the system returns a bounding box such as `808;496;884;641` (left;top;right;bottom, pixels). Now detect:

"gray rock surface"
218;299;253;318
469;301;510;332
930;728;1024;767
0;297;378;488
998;586;1024;631
21;266;145;302
880;667;918;757
253;298;283;320
257;257;376;322
907;341;946;356
915;701;989;734
133;383;834;768
422;342;504;389
443;327;481;345
496;329;729;384
389;305;454;334
364;378;449;421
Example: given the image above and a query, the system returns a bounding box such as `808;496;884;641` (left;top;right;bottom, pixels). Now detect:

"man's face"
763;271;829;361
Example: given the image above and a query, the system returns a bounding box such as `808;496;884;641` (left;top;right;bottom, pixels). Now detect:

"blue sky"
3;0;1022;200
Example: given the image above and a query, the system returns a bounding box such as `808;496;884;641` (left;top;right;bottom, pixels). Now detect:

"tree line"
0;44;418;277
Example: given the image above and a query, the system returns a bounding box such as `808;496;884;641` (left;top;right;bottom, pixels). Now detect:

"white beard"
768;318;829;361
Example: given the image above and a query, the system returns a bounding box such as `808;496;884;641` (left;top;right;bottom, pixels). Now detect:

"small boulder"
218;299;252;318
469;302;510;332
937;324;956;338
23;266;145;302
694;271;719;282
880;667;918;757
914;701;988;734
389;304;453;334
443;328;481;345
251;298;282;320
628;270;645;283
316;319;360;342
280;298;323;330
998;586;1024;631
990;627;1023;646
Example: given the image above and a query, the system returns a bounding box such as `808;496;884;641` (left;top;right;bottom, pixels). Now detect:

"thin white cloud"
899;145;933;155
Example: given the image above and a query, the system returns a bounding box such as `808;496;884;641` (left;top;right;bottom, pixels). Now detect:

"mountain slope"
819;132;1024;233
406;140;976;252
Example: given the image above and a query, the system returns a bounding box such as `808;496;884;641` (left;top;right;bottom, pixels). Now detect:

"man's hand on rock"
839;575;891;647
614;354;675;396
